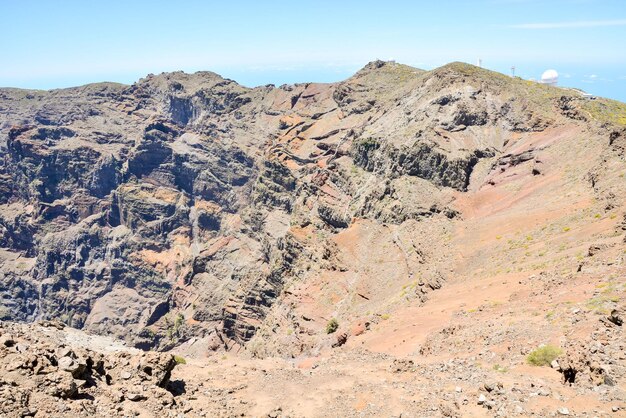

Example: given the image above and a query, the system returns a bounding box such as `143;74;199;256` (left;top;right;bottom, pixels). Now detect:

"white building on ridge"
540;69;559;86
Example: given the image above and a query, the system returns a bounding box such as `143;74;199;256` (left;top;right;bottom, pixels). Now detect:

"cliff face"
0;61;624;355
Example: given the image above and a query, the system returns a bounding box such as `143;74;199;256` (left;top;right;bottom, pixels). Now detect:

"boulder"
608;308;623;326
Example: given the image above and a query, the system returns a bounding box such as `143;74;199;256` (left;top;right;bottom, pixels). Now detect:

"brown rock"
137;353;176;387
350;321;370;336
608;307;624;326
332;333;348;348
47;372;78;399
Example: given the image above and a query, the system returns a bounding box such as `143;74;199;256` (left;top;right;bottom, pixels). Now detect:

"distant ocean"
508;64;626;103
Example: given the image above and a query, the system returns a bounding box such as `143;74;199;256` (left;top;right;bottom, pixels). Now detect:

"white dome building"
541;69;558;86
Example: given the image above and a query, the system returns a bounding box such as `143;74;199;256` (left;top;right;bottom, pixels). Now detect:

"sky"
1;0;625;101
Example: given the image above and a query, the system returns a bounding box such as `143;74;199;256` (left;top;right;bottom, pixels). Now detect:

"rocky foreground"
0;303;623;417
1;60;626;416
0;321;184;417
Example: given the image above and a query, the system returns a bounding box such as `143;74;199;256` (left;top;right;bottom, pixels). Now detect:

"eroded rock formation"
0;61;624;358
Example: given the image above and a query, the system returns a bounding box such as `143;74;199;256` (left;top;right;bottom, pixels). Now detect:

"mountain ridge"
0;60;625;416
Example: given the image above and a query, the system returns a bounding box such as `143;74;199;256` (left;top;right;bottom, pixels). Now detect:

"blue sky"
1;0;625;101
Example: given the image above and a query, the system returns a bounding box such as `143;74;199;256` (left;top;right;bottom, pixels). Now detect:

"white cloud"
581;74;614;84
508;19;626;29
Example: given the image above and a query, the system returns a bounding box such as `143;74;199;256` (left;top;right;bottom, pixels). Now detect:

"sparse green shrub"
173;355;186;365
166;313;186;341
493;364;508;373
175;313;185;328
326;318;339;334
358;137;381;150
527;345;562;366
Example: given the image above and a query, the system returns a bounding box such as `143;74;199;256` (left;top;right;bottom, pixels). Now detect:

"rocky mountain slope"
1;61;625;416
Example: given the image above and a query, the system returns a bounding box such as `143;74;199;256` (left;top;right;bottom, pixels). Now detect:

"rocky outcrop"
352;137;493;191
253;160;296;211
554;315;625;388
222;233;304;344
0;321;184;417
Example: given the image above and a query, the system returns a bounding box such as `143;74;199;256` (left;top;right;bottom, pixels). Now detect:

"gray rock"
126;393;144;402
56;347;73;358
19;408;37;417
57;356;87;378
57;356;74;371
